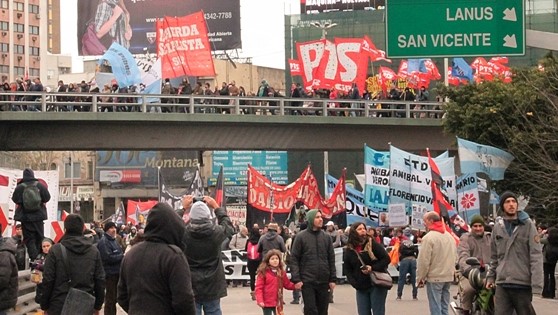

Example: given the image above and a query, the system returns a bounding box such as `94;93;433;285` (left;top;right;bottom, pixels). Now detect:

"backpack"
246;242;260;260
21;182;42;211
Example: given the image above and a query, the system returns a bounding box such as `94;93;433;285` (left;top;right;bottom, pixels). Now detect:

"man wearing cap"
325;221;342;248
182;195;234;315
486;191;543;315
457;214;491;315
40;214;105;315
257;222;286;258
290;209;337;315
97;221;123;315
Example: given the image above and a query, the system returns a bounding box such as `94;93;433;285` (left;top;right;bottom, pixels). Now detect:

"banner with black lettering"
364;145;390;213
327;174;371;228
388;145;456;215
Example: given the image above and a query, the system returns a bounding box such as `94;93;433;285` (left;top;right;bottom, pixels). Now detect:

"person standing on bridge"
182;195;234;315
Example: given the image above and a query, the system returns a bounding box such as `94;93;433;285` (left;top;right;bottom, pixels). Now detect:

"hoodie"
12;168;51;222
289;210;337;284
487;211;544;293
118;203;195;315
0;237;18;311
258;229;286;258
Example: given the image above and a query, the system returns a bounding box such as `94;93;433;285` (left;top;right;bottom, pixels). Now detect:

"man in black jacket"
118;203;195;314
0;223;18;315
12;168;51;260
182;195;234;315
40;214;105;315
290;209;337;315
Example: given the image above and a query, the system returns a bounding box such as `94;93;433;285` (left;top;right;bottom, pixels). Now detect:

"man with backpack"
12;168;51;260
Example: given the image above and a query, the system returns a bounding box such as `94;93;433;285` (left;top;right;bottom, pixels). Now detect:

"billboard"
300;0;385;14
96;151;199;187
77;0;241;56
210;151;288;186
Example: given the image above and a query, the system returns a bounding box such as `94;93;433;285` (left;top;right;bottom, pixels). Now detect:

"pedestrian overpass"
0;93;454;151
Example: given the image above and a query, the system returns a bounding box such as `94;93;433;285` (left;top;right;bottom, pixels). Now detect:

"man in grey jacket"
486;191;543;315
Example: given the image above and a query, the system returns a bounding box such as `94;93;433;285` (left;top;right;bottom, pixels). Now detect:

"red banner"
157;11;215;78
126;200;159;225
289;59;302;76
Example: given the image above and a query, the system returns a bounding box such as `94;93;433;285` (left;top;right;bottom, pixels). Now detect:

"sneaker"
396;297;402;301
413;297;418;300
250;291;256;301
290;300;300;305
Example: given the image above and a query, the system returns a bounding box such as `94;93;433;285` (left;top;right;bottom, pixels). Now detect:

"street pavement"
114;282;557;314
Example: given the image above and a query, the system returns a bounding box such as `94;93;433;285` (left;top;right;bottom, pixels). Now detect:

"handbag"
59;245;96;315
81;22;106;55
353;248;393;290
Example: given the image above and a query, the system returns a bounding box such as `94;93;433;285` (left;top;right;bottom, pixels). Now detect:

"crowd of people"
1;167;557;315
0;76;442;118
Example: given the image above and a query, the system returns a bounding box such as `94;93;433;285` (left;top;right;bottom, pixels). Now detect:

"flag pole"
324;151;329;198
269;174;274;222
157;166;161;202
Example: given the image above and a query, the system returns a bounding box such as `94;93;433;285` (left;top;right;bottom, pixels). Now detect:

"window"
30;47;39;56
14;1;24;11
87;161;93;180
30;68;39;77
50;163;57;170
14;45;24;54
14;66;24;76
29;4;39;14
0;66;9;73
1;0;8;9
14;23;24;33
0;43;8;52
29;25;39;35
0;22;8;31
64;162;81;179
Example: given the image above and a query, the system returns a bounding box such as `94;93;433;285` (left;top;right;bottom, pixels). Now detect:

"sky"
59;0;300;72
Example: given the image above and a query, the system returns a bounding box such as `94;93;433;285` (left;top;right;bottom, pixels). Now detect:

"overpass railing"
0;91;445;119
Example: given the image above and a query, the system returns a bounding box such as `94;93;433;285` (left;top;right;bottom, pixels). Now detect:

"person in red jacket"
255;249;301;315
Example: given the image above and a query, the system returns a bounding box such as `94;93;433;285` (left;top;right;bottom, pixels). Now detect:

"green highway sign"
386;0;525;58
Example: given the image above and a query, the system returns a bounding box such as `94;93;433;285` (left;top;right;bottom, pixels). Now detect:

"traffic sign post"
386;0;525;58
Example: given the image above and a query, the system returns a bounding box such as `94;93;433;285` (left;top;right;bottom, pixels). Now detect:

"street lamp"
310;21;338;39
69;151;74;214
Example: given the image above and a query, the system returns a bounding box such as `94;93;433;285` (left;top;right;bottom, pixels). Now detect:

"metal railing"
0;91;445;119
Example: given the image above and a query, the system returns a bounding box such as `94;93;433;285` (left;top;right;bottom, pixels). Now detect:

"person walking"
258;222;286;258
0;223;18;315
397;238;419;301
12;168;51;260
542;224;558;299
290;209;337;315
246;226;263;301
344;222;391;315
182;195;234;315
486;191;543;314
456;214;491;314
97;221;123;315
255;249;300;315
118;203;195;314
417;211;457;315
229;225;249;288
39;214;105;315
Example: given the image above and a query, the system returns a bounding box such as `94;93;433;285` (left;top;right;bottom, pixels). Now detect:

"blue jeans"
195;299;222;315
425;282;451;315
397;258;417;299
356;286;389;315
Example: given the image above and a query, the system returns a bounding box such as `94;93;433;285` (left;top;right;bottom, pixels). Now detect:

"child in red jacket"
255;249;300;315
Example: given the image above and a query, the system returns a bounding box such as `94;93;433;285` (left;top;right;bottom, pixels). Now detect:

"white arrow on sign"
503;34;517;48
503;8;517;21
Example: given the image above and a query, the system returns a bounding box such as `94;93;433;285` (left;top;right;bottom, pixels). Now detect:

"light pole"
70;151;74;213
310;21;338;40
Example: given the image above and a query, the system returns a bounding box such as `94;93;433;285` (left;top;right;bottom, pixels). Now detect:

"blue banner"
457;137;514;181
452;58;473;81
327;174;378;227
364;145;390;212
99;42;142;87
456;173;481;222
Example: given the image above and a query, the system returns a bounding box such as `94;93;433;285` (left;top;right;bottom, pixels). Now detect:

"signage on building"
77;186;94;200
99;170;142;184
301;0;385;14
77;0;241;55
210;151;288;186
386;0;525;57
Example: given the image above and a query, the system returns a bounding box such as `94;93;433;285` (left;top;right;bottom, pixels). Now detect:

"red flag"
379;66;397;81
422;59;441;80
489;56;508;64
0;206;8;235
362;35;391;63
289;59;302;76
157;11;215;78
211;165;225;208
397;60;408;78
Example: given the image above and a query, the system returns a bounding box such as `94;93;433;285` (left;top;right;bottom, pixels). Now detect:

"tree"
438;53;558;224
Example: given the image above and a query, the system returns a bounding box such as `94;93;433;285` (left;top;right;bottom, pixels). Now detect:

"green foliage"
438;53;558;224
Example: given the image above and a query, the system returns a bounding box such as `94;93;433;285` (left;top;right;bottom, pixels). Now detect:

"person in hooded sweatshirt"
118;203;195;314
40;214;105;315
12;168;51;260
182;195;234;315
486;191;543;315
0;223;18;315
257;222;286;258
289;209;337;315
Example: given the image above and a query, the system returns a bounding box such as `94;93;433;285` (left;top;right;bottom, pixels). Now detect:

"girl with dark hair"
255;249;297;315
246;226;262;300
343;222;391;315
